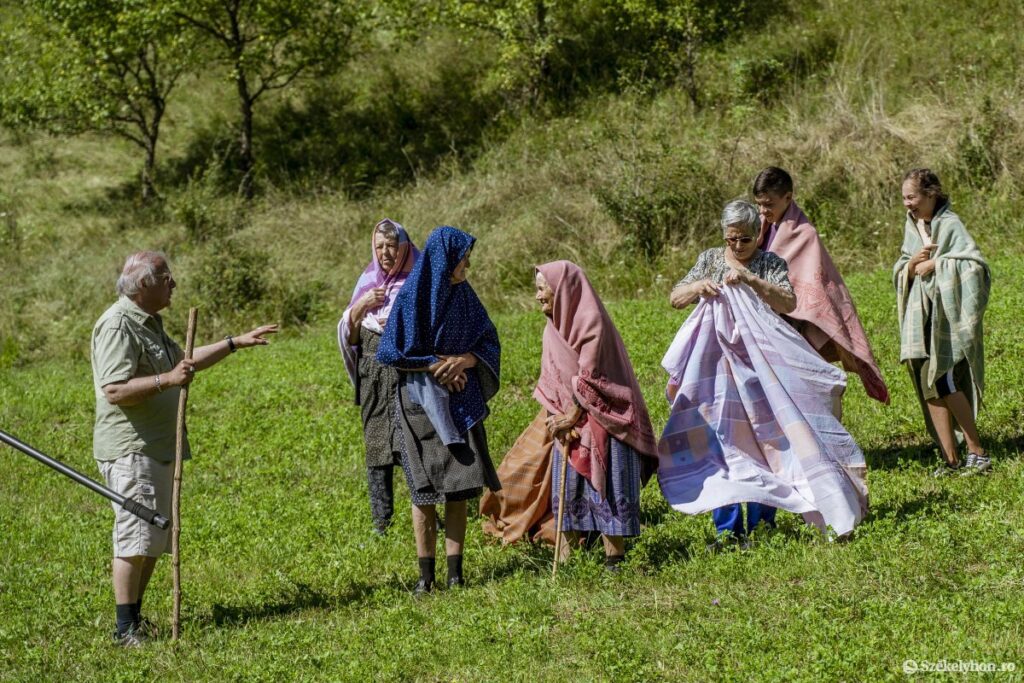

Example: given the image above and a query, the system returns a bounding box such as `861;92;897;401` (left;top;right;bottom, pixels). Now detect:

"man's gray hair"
116;251;167;297
720;199;760;236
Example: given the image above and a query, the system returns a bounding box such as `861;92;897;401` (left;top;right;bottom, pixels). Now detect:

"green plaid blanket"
893;204;990;440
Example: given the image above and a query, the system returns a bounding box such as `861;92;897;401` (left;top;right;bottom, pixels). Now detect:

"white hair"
720;200;760;236
116;251;167;297
374;218;400;241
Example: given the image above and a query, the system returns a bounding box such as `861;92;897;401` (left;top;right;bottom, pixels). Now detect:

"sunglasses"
724;236;755;245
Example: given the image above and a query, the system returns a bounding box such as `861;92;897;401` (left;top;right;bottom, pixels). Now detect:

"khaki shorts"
98;453;173;558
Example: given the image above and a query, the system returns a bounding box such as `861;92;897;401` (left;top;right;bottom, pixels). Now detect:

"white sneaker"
961;452;991;475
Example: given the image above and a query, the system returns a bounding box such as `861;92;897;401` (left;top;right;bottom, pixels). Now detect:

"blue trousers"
713;503;777;536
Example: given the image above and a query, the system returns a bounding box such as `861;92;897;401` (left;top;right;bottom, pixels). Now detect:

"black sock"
115;603;137;635
418;557;436;585
446;554;463;582
605;554;625;568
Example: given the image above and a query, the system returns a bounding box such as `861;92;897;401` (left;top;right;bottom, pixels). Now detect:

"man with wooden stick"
91;251;277;647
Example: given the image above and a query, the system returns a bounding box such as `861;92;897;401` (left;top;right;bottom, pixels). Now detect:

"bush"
170;162;248;243
190;238;270;320
735;30;837;103
248;30;502;196
595;119;724;261
955;96;1007;191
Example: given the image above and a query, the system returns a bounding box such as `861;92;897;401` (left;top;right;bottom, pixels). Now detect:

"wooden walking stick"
551;436;570;578
172;308;198;642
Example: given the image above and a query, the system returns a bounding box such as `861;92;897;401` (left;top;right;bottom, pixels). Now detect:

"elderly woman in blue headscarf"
377;226;502;594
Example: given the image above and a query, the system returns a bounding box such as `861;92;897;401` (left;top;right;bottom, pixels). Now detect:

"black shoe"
446;576;465;589
413;579;433;595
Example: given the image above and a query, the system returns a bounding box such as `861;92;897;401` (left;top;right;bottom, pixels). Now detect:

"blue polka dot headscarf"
376;225;501;433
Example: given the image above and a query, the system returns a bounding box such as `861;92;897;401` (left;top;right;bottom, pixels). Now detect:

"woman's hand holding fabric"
431;354;476;392
356;288;386;319
694;279;721;299
671;280;718;309
724;268;751;286
915;258;936;278
907;245;936;280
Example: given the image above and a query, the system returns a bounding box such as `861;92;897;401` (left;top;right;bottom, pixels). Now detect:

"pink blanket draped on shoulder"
336;218;419;386
758;202;889;404
534;261;658;499
658;284;867;536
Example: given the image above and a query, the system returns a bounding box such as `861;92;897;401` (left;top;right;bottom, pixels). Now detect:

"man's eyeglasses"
724;236;754;245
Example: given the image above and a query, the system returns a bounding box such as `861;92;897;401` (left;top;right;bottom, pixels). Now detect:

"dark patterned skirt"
394;381;501;505
551;437;641;537
357;330;400;468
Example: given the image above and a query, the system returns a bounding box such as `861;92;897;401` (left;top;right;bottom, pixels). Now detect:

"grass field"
2;257;1022;682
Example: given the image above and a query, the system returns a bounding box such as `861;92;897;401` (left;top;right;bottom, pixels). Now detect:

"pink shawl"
757;202;890;404
533;261;658;497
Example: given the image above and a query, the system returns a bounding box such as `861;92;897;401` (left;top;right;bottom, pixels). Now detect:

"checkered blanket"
657;284;867;536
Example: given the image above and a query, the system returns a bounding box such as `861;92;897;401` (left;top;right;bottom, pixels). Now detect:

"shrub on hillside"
729;29;838;105
191;238;269;319
236;31;501;196
595;123;724;261
955;97;1009;191
171;162;248;242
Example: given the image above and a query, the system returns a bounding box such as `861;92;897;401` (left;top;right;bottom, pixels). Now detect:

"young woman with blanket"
376;226;502;593
337;218;419;536
894;168;991;476
662;200;868;544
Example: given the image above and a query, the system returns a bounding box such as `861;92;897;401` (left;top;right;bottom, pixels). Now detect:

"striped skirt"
551;437;641;537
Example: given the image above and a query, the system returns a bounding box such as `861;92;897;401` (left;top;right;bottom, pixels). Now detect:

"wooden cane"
551;437;570;578
172;308;198;642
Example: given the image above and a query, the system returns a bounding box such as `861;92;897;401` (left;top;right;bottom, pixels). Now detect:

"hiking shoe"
135;616;159;639
413;579;433;596
960;452;991;475
446;576;466;589
932;462;961;478
112;627;147;648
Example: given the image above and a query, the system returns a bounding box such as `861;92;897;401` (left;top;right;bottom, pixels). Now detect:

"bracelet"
154;374;163;393
225;335;237;353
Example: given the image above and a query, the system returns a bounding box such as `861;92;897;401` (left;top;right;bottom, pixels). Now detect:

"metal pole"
0;429;169;529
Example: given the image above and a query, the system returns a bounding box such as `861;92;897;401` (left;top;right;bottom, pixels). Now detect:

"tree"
428;0;560;109
0;1;193;201
618;0;755;108
173;0;360;199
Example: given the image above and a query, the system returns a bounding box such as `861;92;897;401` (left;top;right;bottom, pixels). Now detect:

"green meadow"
2;260;1022;682
3;0;1024;679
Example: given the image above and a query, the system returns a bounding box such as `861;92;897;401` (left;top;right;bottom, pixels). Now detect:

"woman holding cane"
533;261;658;572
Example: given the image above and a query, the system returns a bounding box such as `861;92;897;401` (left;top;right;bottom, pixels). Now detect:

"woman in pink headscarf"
534;261;658;571
337;218;419;535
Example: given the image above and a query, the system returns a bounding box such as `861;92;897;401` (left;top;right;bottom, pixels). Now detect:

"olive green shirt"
91;297;190;462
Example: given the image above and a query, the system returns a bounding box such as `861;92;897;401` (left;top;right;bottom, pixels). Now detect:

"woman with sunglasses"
670;199;796;315
663;200;867;547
